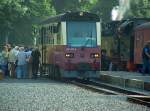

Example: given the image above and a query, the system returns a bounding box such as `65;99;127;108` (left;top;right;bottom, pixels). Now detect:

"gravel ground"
0;79;149;111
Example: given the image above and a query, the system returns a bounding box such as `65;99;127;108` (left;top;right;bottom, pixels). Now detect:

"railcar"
38;12;101;79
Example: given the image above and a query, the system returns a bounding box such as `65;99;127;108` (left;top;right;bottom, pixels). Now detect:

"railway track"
64;78;150;107
127;95;150;107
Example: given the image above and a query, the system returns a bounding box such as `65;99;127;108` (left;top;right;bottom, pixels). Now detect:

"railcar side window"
56;24;61;44
41;24;59;45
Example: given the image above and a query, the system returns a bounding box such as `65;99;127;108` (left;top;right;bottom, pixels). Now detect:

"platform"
100;71;150;95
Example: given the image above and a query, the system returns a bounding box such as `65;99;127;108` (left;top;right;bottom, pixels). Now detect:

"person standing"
142;41;150;75
25;48;32;79
16;47;27;79
0;50;3;72
8;46;17;78
101;49;110;71
1;46;9;77
31;47;41;79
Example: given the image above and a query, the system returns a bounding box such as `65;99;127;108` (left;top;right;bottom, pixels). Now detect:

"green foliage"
125;0;150;18
0;0;120;45
0;0;56;45
24;0;55;18
51;0;98;13
79;0;98;12
51;0;79;13
51;0;118;22
0;0;24;30
91;0;119;22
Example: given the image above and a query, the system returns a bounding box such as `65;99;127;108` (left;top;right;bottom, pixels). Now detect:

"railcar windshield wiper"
81;37;96;51
83;37;96;47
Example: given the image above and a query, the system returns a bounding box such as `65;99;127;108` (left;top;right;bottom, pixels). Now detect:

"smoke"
111;6;119;21
112;0;130;21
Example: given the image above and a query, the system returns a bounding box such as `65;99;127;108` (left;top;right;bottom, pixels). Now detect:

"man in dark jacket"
142;41;150;75
31;48;41;79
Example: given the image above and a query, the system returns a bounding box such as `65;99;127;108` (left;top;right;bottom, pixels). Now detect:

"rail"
64;78;150;107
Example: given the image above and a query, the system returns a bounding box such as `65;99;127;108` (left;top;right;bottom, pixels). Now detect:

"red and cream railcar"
134;22;150;65
39;12;101;79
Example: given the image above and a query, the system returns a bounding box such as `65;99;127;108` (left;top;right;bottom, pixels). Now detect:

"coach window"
43;27;46;44
51;24;57;45
39;28;41;44
48;25;53;44
50;26;53;44
46;27;49;44
57;24;61;44
47;26;50;44
49;25;53;45
41;27;46;44
48;26;51;44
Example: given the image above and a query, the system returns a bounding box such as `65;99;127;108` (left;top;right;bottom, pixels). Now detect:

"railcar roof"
135;22;150;30
40;12;100;25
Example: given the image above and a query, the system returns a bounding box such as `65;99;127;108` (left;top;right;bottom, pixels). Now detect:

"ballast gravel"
0;79;149;111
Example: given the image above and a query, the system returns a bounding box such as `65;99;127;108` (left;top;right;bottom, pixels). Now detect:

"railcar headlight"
90;53;100;58
65;53;74;58
79;12;83;16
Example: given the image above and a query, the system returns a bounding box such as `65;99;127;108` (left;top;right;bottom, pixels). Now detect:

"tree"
0;0;25;44
51;0;98;14
124;0;150;18
79;0;98;12
51;0;118;22
51;0;79;14
91;0;119;22
0;0;56;45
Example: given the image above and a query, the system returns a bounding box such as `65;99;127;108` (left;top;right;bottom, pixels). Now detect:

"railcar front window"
67;22;97;47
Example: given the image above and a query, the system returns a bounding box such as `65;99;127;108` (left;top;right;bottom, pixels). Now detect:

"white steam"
112;0;130;21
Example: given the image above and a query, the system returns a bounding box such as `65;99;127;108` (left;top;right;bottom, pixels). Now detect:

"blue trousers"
16;65;27;79
143;59;150;74
0;64;9;76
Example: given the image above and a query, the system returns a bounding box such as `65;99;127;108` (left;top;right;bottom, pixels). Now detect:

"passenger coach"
38;11;101;79
134;22;150;66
